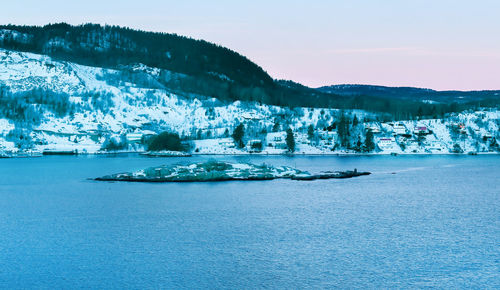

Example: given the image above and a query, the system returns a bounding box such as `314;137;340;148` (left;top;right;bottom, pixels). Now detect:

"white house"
241;112;262;120
413;126;429;135
219;139;235;148
319;130;336;140
378;137;395;148
393;123;407;135
267;132;285;142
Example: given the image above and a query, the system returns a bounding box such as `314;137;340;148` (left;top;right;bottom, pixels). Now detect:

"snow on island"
95;160;370;182
140;150;192;157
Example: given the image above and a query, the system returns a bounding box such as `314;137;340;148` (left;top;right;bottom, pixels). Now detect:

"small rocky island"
95;160;370;182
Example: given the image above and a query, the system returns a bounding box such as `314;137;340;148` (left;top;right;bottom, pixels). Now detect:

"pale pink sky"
2;0;499;90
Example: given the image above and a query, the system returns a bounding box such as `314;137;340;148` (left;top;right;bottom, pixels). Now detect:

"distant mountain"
318;84;500;103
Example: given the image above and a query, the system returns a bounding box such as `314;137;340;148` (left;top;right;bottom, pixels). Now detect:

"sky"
2;0;500;90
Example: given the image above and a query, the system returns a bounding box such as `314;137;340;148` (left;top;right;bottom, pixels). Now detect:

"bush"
250;141;263;151
232;124;245;148
147;132;183;151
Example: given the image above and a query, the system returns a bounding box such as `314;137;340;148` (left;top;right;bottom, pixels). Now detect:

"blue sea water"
0;155;499;288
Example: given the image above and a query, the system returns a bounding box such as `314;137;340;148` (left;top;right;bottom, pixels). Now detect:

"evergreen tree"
232;123;245;148
272;121;280;132
337;111;350;147
430;105;437;118
417;106;424;118
356;136;362;151
365;129;375;152
307;124;315;140
286;128;295;152
352;114;359;126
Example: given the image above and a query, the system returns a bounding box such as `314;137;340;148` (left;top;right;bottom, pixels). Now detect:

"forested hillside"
0;23;499;119
0;23;273;86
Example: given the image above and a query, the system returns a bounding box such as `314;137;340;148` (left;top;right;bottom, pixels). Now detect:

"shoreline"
1;151;499;159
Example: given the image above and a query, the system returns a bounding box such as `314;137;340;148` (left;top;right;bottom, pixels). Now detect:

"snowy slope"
0;49;344;153
0;48;499;155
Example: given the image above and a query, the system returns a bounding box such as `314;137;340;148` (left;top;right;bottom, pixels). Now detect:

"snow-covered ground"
0;48;499;155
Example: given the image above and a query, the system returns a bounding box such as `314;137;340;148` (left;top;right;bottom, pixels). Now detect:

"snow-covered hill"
0;48;499;155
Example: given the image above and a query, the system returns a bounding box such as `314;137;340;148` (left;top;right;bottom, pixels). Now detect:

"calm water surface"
0;155;499;288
